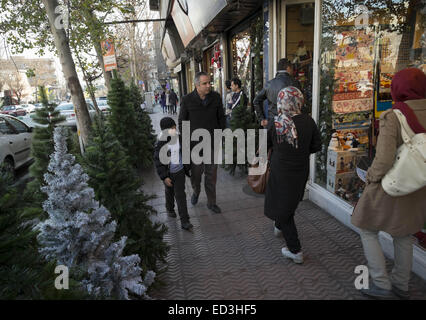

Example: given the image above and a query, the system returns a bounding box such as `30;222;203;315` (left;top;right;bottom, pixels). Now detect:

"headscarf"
274;86;304;148
391;68;426;134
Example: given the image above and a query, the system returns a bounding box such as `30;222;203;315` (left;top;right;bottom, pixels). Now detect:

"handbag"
247;149;272;194
381;109;426;197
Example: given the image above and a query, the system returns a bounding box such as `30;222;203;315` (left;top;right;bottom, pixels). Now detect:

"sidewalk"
144;107;426;300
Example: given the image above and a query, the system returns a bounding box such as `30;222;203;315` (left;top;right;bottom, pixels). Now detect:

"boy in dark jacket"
154;117;193;230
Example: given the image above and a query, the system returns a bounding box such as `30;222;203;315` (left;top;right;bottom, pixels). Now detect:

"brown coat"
351;99;426;237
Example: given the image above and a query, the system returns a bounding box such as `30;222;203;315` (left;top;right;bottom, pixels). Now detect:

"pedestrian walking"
225;80;233;128
264;86;321;264
166;90;172;114
253;58;301;128
170;89;179;115
178;71;226;214
154;117;193;230
351;68;426;300
160;91;167;114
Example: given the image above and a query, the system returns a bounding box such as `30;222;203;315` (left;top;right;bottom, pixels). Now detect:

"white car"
20;103;36;114
96;99;111;115
0;114;33;175
55;102;97;128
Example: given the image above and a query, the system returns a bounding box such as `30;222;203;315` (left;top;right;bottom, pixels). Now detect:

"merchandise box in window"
327;149;358;175
326;171;355;195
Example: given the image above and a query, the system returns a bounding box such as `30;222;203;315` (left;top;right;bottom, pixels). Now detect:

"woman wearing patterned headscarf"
264;86;322;264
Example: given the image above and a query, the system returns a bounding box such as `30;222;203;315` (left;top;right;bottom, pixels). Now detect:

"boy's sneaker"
281;247;304;264
191;193;199;205
360;282;395;299
273;222;282;238
391;285;410;300
167;210;177;218
207;204;222;214
181;221;193;231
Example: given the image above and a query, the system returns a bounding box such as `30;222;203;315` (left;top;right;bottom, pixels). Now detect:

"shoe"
273;222;282;238
360;282;394;299
181;221;193;230
191;193;199;205
281;247;303;264
207;204;222;214
167;210;177;218
391;285;410;300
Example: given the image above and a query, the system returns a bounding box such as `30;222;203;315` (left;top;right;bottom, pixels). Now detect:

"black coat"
264;114;321;221
253;71;301;121
178;90;226;140
169;91;178;105
153;135;190;181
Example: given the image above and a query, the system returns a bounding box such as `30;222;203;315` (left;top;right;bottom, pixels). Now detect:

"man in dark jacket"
154;117;193;230
253;58;301;127
178;71;226;214
169;89;178;115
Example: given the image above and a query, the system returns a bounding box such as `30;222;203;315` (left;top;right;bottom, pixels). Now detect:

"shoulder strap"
393;109;415;143
231;92;243;110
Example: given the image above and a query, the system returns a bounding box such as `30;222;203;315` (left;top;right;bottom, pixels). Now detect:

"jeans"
359;228;413;291
165;169;190;222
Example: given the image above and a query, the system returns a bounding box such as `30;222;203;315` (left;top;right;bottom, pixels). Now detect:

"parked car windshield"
2;105;15;111
56;104;74;111
97;100;108;106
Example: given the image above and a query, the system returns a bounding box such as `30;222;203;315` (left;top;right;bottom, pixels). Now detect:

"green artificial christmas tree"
107;77;149;169
128;82;156;169
225;94;258;175
83;115;168;275
315;36;336;186
25;86;65;211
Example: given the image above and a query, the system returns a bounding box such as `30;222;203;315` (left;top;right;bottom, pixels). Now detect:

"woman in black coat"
264;86;321;264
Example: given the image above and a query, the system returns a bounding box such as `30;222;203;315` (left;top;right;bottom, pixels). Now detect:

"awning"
162;31;182;69
171;0;227;48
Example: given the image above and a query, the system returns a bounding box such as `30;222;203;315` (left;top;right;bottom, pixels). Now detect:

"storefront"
268;0;426;280
289;0;426;279
227;11;264;108
184;59;195;94
274;0;315;113
203;42;223;95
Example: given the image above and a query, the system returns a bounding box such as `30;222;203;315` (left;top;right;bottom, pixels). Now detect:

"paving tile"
151;279;186;300
185;276;224;300
220;270;264;299
210;250;250;276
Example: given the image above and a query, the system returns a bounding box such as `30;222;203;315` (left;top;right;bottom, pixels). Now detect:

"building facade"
0;56;59;103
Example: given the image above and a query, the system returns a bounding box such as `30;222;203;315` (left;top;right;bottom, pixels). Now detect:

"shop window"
203;43;223;95
315;0;425;206
283;2;315;114
231;30;252;102
185;62;194;93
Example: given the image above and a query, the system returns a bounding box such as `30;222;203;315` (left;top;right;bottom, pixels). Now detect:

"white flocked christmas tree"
36;127;155;299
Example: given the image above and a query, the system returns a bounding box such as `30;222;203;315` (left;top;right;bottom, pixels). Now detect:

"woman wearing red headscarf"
351;68;426;299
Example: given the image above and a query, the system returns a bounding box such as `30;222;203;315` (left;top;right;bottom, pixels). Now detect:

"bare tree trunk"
84;9;112;91
42;0;91;149
130;22;137;84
